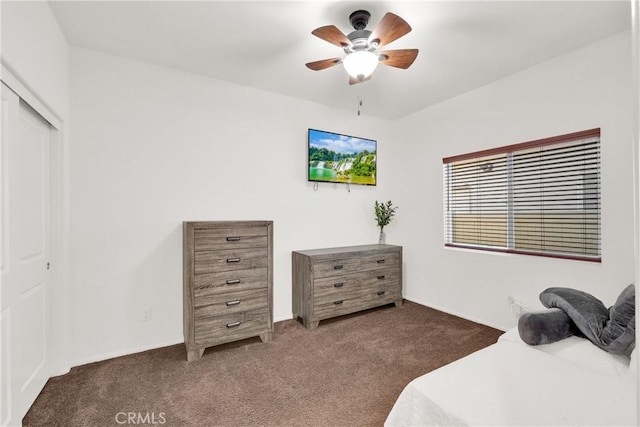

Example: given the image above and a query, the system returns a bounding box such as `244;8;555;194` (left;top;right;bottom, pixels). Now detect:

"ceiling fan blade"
311;25;351;48
349;75;372;85
306;58;342;71
368;12;412;48
379;49;419;69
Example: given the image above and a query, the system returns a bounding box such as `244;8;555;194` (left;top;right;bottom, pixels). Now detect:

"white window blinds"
443;128;601;262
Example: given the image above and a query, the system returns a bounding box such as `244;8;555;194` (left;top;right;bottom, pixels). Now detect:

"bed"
385;327;637;426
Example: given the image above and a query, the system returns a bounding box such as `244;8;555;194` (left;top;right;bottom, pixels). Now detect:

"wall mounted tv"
308;128;377;186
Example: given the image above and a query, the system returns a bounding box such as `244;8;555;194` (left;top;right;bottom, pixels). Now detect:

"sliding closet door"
1;82;52;426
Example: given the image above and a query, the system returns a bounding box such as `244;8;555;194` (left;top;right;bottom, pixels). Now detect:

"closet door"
1;83;52;426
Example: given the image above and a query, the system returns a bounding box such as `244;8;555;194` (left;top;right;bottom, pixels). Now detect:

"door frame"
1;65;69;378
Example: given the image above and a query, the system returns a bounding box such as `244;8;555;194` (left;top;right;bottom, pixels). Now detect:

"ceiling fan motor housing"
349;10;371;30
346;11;377;53
346;30;373;52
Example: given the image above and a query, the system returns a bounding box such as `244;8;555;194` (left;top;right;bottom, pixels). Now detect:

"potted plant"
374;200;398;244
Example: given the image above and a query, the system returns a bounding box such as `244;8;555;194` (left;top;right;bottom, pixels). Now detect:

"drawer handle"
226;236;241;241
333;300;344;305
333;265;343;270
226;279;241;285
226;258;241;263
226;321;241;328
377;259;385;264
377;275;386;280
333;282;344;288
226;300;241;306
377;290;386;296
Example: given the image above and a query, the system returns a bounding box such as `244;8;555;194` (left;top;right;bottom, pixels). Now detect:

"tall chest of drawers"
292;244;402;330
183;221;273;361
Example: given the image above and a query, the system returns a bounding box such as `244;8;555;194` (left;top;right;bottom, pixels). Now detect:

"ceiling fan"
305;10;419;85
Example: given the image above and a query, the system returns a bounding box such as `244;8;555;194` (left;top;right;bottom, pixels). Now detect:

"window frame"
442;128;601;263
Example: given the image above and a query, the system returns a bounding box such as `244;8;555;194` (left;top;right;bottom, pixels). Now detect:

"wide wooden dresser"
292;244;402;330
183;221;273;361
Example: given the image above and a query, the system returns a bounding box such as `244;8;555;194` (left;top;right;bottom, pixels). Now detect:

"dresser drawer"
193;267;267;295
195;288;268;318
360;251;401;271
313;283;362;306
360;282;402;305
313;294;364;321
313;274;361;299
194;307;269;345
194;247;267;274
312;257;362;278
194;226;268;251
360;268;401;289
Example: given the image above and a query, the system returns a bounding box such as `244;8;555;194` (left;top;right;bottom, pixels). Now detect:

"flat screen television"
308;128;377;186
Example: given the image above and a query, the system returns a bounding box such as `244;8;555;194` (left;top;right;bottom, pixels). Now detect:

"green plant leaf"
374;200;398;230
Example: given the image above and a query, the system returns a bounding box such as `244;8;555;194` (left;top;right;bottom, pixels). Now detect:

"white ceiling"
49;1;631;120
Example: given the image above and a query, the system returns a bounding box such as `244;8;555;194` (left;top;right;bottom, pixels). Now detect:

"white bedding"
498;327;632;376
385;329;637;427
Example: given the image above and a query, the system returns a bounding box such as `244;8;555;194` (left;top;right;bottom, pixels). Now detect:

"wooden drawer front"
361;282;402;305
313;294;364;321
194;307;269;345
194;247;267;274
313;274;361;299
359;268;401;289
195;288;267;318
194;226;267;251
194;267;267;295
312;257;361;278
360;251;401;271
313;283;362;307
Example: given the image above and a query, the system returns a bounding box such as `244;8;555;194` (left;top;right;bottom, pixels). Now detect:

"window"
443;128;601;262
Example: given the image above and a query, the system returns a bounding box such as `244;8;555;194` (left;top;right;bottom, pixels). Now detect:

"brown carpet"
23;301;502;426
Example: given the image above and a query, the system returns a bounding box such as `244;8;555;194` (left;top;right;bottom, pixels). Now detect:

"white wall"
1;1;69;119
68;30;635;364
68;47;392;365
390;31;635;330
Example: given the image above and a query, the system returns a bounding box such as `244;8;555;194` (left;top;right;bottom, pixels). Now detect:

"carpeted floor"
23;301;502;426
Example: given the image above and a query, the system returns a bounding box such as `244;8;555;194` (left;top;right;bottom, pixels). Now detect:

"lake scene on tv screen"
308;129;377;186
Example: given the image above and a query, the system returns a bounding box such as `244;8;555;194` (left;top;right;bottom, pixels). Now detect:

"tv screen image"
308;129;377;186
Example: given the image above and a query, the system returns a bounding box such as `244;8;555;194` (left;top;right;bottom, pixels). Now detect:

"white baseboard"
68;337;184;370
274;313;294;323
51;365;71;377
404;296;508;332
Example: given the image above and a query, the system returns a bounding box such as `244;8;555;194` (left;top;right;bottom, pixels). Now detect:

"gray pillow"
540;285;635;356
518;308;575;346
601;284;635;355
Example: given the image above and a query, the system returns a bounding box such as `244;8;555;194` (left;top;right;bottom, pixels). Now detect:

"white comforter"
385;328;637;426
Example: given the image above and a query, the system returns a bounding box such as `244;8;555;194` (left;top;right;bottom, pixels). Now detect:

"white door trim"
1;65;70;380
0;65;62;130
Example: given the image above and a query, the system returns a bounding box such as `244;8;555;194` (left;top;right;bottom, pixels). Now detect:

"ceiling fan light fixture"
342;51;378;80
306;11;417;85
